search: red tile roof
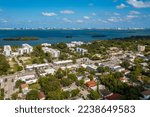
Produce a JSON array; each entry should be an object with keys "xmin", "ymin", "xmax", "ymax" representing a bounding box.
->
[
  {"xmin": 85, "ymin": 80, "xmax": 96, "ymax": 88},
  {"xmin": 21, "ymin": 84, "xmax": 28, "ymax": 89},
  {"xmin": 38, "ymin": 92, "xmax": 46, "ymax": 100}
]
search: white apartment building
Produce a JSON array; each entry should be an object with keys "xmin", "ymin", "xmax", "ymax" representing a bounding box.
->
[
  {"xmin": 138, "ymin": 45, "xmax": 145, "ymax": 52},
  {"xmin": 42, "ymin": 47, "xmax": 60, "ymax": 58},
  {"xmin": 3, "ymin": 45, "xmax": 12, "ymax": 57},
  {"xmin": 76, "ymin": 47, "xmax": 88, "ymax": 55},
  {"xmin": 41, "ymin": 43, "xmax": 51, "ymax": 47},
  {"xmin": 18, "ymin": 43, "xmax": 33, "ymax": 55},
  {"xmin": 71, "ymin": 41, "xmax": 84, "ymax": 46}
]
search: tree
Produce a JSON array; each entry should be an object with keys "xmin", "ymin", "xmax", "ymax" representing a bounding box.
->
[
  {"xmin": 114, "ymin": 72, "xmax": 124, "ymax": 79},
  {"xmin": 76, "ymin": 79, "xmax": 84, "ymax": 86},
  {"xmin": 15, "ymin": 80, "xmax": 25, "ymax": 88},
  {"xmin": 71, "ymin": 89, "xmax": 80, "ymax": 97},
  {"xmin": 26, "ymin": 90, "xmax": 39, "ymax": 100},
  {"xmin": 60, "ymin": 78, "xmax": 72, "ymax": 87},
  {"xmin": 121, "ymin": 61, "xmax": 130, "ymax": 69},
  {"xmin": 0, "ymin": 54, "xmax": 10, "ymax": 75},
  {"xmin": 47, "ymin": 91, "xmax": 64, "ymax": 100},
  {"xmin": 89, "ymin": 90, "xmax": 100, "ymax": 100},
  {"xmin": 55, "ymin": 69, "xmax": 65, "ymax": 79},
  {"xmin": 68, "ymin": 74, "xmax": 77, "ymax": 82}
]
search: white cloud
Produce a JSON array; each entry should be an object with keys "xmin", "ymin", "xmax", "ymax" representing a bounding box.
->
[
  {"xmin": 42, "ymin": 12, "xmax": 57, "ymax": 16},
  {"xmin": 98, "ymin": 19, "xmax": 108, "ymax": 23},
  {"xmin": 127, "ymin": 0, "xmax": 150, "ymax": 8},
  {"xmin": 129, "ymin": 10, "xmax": 140, "ymax": 15},
  {"xmin": 116, "ymin": 3, "xmax": 127, "ymax": 9},
  {"xmin": 60, "ymin": 10, "xmax": 75, "ymax": 14},
  {"xmin": 83, "ymin": 16, "xmax": 90, "ymax": 19},
  {"xmin": 62, "ymin": 18, "xmax": 72, "ymax": 23},
  {"xmin": 114, "ymin": 13, "xmax": 120, "ymax": 16},
  {"xmin": 0, "ymin": 19, "xmax": 8, "ymax": 23},
  {"xmin": 107, "ymin": 17, "xmax": 123, "ymax": 22},
  {"xmin": 76, "ymin": 20, "xmax": 84, "ymax": 23},
  {"xmin": 91, "ymin": 13, "xmax": 97, "ymax": 16},
  {"xmin": 126, "ymin": 15, "xmax": 138, "ymax": 19}
]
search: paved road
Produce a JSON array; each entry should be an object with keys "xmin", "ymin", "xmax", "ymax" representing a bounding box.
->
[{"xmin": 0, "ymin": 70, "xmax": 36, "ymax": 99}]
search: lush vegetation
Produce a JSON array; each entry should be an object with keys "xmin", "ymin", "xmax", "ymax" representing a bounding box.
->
[{"xmin": 0, "ymin": 54, "xmax": 10, "ymax": 75}]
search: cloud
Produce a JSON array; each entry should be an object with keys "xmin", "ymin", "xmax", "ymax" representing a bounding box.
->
[
  {"xmin": 126, "ymin": 15, "xmax": 138, "ymax": 19},
  {"xmin": 42, "ymin": 12, "xmax": 57, "ymax": 16},
  {"xmin": 129, "ymin": 11, "xmax": 140, "ymax": 15},
  {"xmin": 127, "ymin": 0, "xmax": 150, "ymax": 8},
  {"xmin": 116, "ymin": 3, "xmax": 127, "ymax": 9},
  {"xmin": 0, "ymin": 19, "xmax": 8, "ymax": 23},
  {"xmin": 114, "ymin": 13, "xmax": 120, "ymax": 16},
  {"xmin": 83, "ymin": 16, "xmax": 90, "ymax": 19},
  {"xmin": 60, "ymin": 10, "xmax": 75, "ymax": 14},
  {"xmin": 62, "ymin": 18, "xmax": 72, "ymax": 23},
  {"xmin": 107, "ymin": 17, "xmax": 123, "ymax": 22},
  {"xmin": 76, "ymin": 20, "xmax": 84, "ymax": 23},
  {"xmin": 91, "ymin": 13, "xmax": 97, "ymax": 16},
  {"xmin": 98, "ymin": 19, "xmax": 108, "ymax": 23}
]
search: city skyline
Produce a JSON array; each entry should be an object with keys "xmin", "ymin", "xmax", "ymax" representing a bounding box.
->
[{"xmin": 0, "ymin": 0, "xmax": 150, "ymax": 28}]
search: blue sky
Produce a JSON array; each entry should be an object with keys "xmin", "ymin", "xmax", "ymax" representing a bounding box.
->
[{"xmin": 0, "ymin": 0, "xmax": 150, "ymax": 28}]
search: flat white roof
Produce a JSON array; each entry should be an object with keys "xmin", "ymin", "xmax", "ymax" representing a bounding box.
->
[{"xmin": 54, "ymin": 60, "xmax": 73, "ymax": 65}]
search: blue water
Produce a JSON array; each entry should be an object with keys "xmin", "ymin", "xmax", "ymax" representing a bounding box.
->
[{"xmin": 0, "ymin": 29, "xmax": 150, "ymax": 46}]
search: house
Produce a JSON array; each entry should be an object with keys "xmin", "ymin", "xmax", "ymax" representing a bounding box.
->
[
  {"xmin": 38, "ymin": 92, "xmax": 46, "ymax": 100},
  {"xmin": 21, "ymin": 84, "xmax": 29, "ymax": 95},
  {"xmin": 85, "ymin": 80, "xmax": 97, "ymax": 90},
  {"xmin": 111, "ymin": 66, "xmax": 125, "ymax": 72},
  {"xmin": 100, "ymin": 89, "xmax": 113, "ymax": 98},
  {"xmin": 66, "ymin": 43, "xmax": 76, "ymax": 48},
  {"xmin": 87, "ymin": 64, "xmax": 98, "ymax": 71},
  {"xmin": 42, "ymin": 47, "xmax": 60, "ymax": 58},
  {"xmin": 105, "ymin": 93, "xmax": 123, "ymax": 100},
  {"xmin": 40, "ymin": 68, "xmax": 55, "ymax": 76},
  {"xmin": 140, "ymin": 90, "xmax": 150, "ymax": 100},
  {"xmin": 3, "ymin": 45, "xmax": 12, "ymax": 57},
  {"xmin": 120, "ymin": 77, "xmax": 127, "ymax": 83},
  {"xmin": 76, "ymin": 47, "xmax": 88, "ymax": 55}
]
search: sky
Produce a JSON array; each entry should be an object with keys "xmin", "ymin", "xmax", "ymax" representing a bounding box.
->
[{"xmin": 0, "ymin": 0, "xmax": 150, "ymax": 28}]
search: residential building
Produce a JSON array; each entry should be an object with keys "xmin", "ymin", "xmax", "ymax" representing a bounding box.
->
[
  {"xmin": 138, "ymin": 45, "xmax": 145, "ymax": 52},
  {"xmin": 41, "ymin": 43, "xmax": 51, "ymax": 47},
  {"xmin": 18, "ymin": 43, "xmax": 33, "ymax": 55},
  {"xmin": 26, "ymin": 63, "xmax": 49, "ymax": 70},
  {"xmin": 140, "ymin": 90, "xmax": 150, "ymax": 100},
  {"xmin": 21, "ymin": 84, "xmax": 29, "ymax": 95},
  {"xmin": 76, "ymin": 47, "xmax": 88, "ymax": 55},
  {"xmin": 3, "ymin": 45, "xmax": 12, "ymax": 57},
  {"xmin": 42, "ymin": 47, "xmax": 60, "ymax": 58},
  {"xmin": 71, "ymin": 41, "xmax": 84, "ymax": 46},
  {"xmin": 53, "ymin": 60, "xmax": 73, "ymax": 66},
  {"xmin": 87, "ymin": 64, "xmax": 98, "ymax": 71},
  {"xmin": 17, "ymin": 74, "xmax": 37, "ymax": 84}
]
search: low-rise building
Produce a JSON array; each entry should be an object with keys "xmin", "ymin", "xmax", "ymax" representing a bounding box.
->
[
  {"xmin": 17, "ymin": 74, "xmax": 37, "ymax": 84},
  {"xmin": 41, "ymin": 43, "xmax": 51, "ymax": 47},
  {"xmin": 76, "ymin": 47, "xmax": 88, "ymax": 55},
  {"xmin": 3, "ymin": 45, "xmax": 12, "ymax": 57},
  {"xmin": 87, "ymin": 64, "xmax": 98, "ymax": 71},
  {"xmin": 140, "ymin": 90, "xmax": 150, "ymax": 100},
  {"xmin": 42, "ymin": 47, "xmax": 60, "ymax": 58},
  {"xmin": 71, "ymin": 41, "xmax": 84, "ymax": 46},
  {"xmin": 26, "ymin": 63, "xmax": 49, "ymax": 70},
  {"xmin": 21, "ymin": 84, "xmax": 29, "ymax": 95},
  {"xmin": 53, "ymin": 60, "xmax": 73, "ymax": 66}
]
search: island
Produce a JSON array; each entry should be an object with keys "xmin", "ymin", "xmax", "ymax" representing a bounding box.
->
[{"xmin": 3, "ymin": 37, "xmax": 39, "ymax": 41}]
